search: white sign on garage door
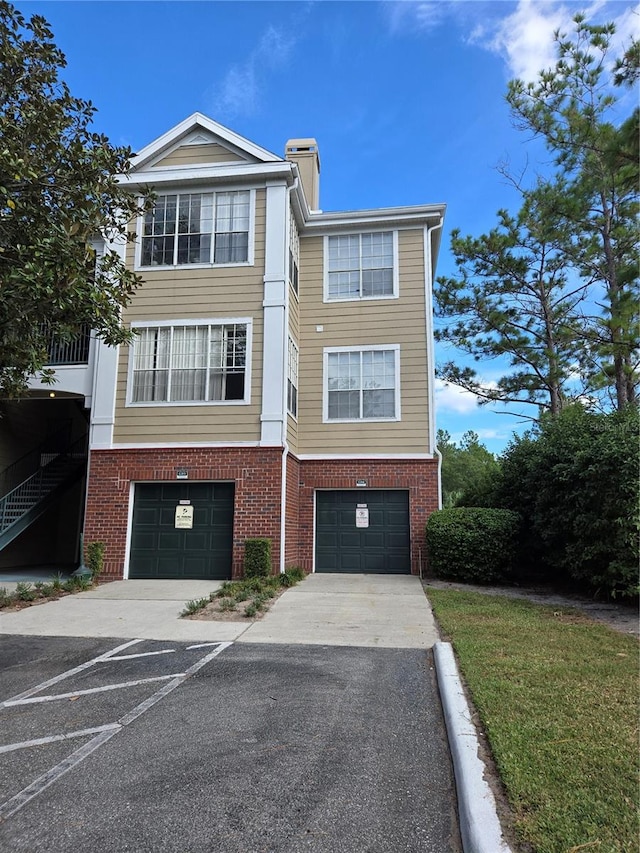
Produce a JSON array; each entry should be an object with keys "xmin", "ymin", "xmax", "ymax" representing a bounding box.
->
[{"xmin": 175, "ymin": 505, "xmax": 194, "ymax": 529}]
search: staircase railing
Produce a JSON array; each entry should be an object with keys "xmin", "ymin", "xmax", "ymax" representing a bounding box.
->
[
  {"xmin": 0, "ymin": 422, "xmax": 77, "ymax": 500},
  {"xmin": 0, "ymin": 432, "xmax": 88, "ymax": 536}
]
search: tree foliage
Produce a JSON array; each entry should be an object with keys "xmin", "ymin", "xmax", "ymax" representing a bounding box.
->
[
  {"xmin": 0, "ymin": 2, "xmax": 150, "ymax": 397},
  {"xmin": 435, "ymin": 17, "xmax": 639, "ymax": 416},
  {"xmin": 437, "ymin": 428, "xmax": 499, "ymax": 507},
  {"xmin": 497, "ymin": 405, "xmax": 639, "ymax": 597}
]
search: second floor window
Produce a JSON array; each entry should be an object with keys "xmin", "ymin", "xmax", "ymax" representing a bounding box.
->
[
  {"xmin": 141, "ymin": 191, "xmax": 251, "ymax": 267},
  {"xmin": 326, "ymin": 231, "xmax": 395, "ymax": 300},
  {"xmin": 130, "ymin": 322, "xmax": 248, "ymax": 404}
]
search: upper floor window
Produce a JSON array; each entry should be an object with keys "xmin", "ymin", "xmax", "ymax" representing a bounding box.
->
[
  {"xmin": 129, "ymin": 321, "xmax": 249, "ymax": 405},
  {"xmin": 289, "ymin": 215, "xmax": 299, "ymax": 296},
  {"xmin": 140, "ymin": 190, "xmax": 251, "ymax": 267},
  {"xmin": 325, "ymin": 231, "xmax": 397, "ymax": 301},
  {"xmin": 323, "ymin": 345, "xmax": 400, "ymax": 422},
  {"xmin": 287, "ymin": 337, "xmax": 299, "ymax": 417}
]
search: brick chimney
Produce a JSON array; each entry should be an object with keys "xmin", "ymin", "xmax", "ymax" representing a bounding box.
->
[{"xmin": 285, "ymin": 138, "xmax": 320, "ymax": 210}]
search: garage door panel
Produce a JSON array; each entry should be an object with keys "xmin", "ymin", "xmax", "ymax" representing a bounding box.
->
[
  {"xmin": 387, "ymin": 532, "xmax": 409, "ymax": 548},
  {"xmin": 338, "ymin": 553, "xmax": 362, "ymax": 572},
  {"xmin": 387, "ymin": 510, "xmax": 409, "ymax": 527},
  {"xmin": 158, "ymin": 531, "xmax": 183, "ymax": 550},
  {"xmin": 317, "ymin": 508, "xmax": 338, "ymax": 526},
  {"xmin": 339, "ymin": 532, "xmax": 361, "ymax": 548},
  {"xmin": 129, "ymin": 483, "xmax": 234, "ymax": 580},
  {"xmin": 387, "ymin": 554, "xmax": 410, "ymax": 572},
  {"xmin": 363, "ymin": 554, "xmax": 386, "ymax": 572},
  {"xmin": 159, "ymin": 507, "xmax": 177, "ymax": 525},
  {"xmin": 315, "ymin": 490, "xmax": 410, "ymax": 574},
  {"xmin": 184, "ymin": 532, "xmax": 209, "ymax": 550},
  {"xmin": 338, "ymin": 509, "xmax": 356, "ymax": 525},
  {"xmin": 134, "ymin": 507, "xmax": 161, "ymax": 526},
  {"xmin": 318, "ymin": 553, "xmax": 339, "ymax": 571}
]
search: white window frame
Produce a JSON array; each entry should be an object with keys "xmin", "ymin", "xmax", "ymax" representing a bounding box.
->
[
  {"xmin": 323, "ymin": 230, "xmax": 399, "ymax": 303},
  {"xmin": 135, "ymin": 187, "xmax": 256, "ymax": 270},
  {"xmin": 287, "ymin": 337, "xmax": 299, "ymax": 419},
  {"xmin": 125, "ymin": 317, "xmax": 253, "ymax": 407},
  {"xmin": 322, "ymin": 344, "xmax": 401, "ymax": 423},
  {"xmin": 289, "ymin": 212, "xmax": 300, "ymax": 299}
]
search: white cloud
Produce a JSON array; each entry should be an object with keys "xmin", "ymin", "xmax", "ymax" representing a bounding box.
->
[
  {"xmin": 384, "ymin": 0, "xmax": 468, "ymax": 34},
  {"xmin": 435, "ymin": 378, "xmax": 481, "ymax": 414},
  {"xmin": 207, "ymin": 25, "xmax": 297, "ymax": 120},
  {"xmin": 387, "ymin": 0, "xmax": 640, "ymax": 82},
  {"xmin": 474, "ymin": 0, "xmax": 576, "ymax": 82}
]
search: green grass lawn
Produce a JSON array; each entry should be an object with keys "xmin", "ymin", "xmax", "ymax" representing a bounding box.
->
[{"xmin": 427, "ymin": 588, "xmax": 639, "ymax": 853}]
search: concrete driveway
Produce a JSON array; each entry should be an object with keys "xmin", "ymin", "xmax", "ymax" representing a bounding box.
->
[{"xmin": 0, "ymin": 574, "xmax": 440, "ymax": 648}]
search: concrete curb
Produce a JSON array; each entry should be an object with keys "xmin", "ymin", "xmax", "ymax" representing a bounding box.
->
[{"xmin": 433, "ymin": 641, "xmax": 512, "ymax": 853}]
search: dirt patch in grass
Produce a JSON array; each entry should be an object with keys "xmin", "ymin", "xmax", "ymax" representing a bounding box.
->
[{"xmin": 185, "ymin": 587, "xmax": 287, "ymax": 621}]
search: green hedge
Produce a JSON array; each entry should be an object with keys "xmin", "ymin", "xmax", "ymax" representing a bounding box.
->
[
  {"xmin": 426, "ymin": 507, "xmax": 520, "ymax": 583},
  {"xmin": 497, "ymin": 405, "xmax": 639, "ymax": 597},
  {"xmin": 243, "ymin": 538, "xmax": 272, "ymax": 578}
]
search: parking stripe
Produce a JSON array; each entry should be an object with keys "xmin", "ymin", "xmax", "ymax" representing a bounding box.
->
[
  {"xmin": 105, "ymin": 649, "xmax": 176, "ymax": 661},
  {"xmin": 3, "ymin": 674, "xmax": 187, "ymax": 707},
  {"xmin": 0, "ymin": 641, "xmax": 233, "ymax": 822},
  {"xmin": 3, "ymin": 639, "xmax": 143, "ymax": 704},
  {"xmin": 0, "ymin": 725, "xmax": 121, "ymax": 755}
]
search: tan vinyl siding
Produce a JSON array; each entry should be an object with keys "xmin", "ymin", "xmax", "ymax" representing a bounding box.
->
[
  {"xmin": 154, "ymin": 144, "xmax": 245, "ymax": 168},
  {"xmin": 288, "ymin": 287, "xmax": 299, "ymax": 341},
  {"xmin": 287, "ymin": 413, "xmax": 298, "ymax": 453},
  {"xmin": 297, "ymin": 229, "xmax": 430, "ymax": 454},
  {"xmin": 113, "ymin": 191, "xmax": 266, "ymax": 444}
]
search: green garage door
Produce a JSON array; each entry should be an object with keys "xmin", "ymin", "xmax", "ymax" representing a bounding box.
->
[
  {"xmin": 315, "ymin": 490, "xmax": 410, "ymax": 574},
  {"xmin": 129, "ymin": 482, "xmax": 234, "ymax": 580}
]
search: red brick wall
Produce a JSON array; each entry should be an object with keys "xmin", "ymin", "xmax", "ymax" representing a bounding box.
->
[
  {"xmin": 297, "ymin": 458, "xmax": 439, "ymax": 575},
  {"xmin": 84, "ymin": 448, "xmax": 439, "ymax": 580},
  {"xmin": 284, "ymin": 453, "xmax": 300, "ymax": 567},
  {"xmin": 84, "ymin": 447, "xmax": 283, "ymax": 580}
]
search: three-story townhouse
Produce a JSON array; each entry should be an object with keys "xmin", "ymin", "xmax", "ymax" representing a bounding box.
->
[{"xmin": 1, "ymin": 113, "xmax": 444, "ymax": 581}]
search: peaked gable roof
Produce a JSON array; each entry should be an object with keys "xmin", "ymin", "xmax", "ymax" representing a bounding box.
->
[{"xmin": 130, "ymin": 113, "xmax": 283, "ymax": 172}]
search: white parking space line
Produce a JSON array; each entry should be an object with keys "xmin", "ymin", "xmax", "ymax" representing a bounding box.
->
[
  {"xmin": 0, "ymin": 641, "xmax": 233, "ymax": 821},
  {"xmin": 3, "ymin": 639, "xmax": 143, "ymax": 704},
  {"xmin": 0, "ymin": 725, "xmax": 121, "ymax": 755},
  {"xmin": 0, "ymin": 729, "xmax": 117, "ymax": 821},
  {"xmin": 106, "ymin": 649, "xmax": 176, "ymax": 661},
  {"xmin": 3, "ymin": 674, "xmax": 187, "ymax": 707},
  {"xmin": 186, "ymin": 642, "xmax": 222, "ymax": 650}
]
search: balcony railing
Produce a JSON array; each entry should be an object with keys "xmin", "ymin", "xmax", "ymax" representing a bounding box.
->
[{"xmin": 44, "ymin": 325, "xmax": 91, "ymax": 366}]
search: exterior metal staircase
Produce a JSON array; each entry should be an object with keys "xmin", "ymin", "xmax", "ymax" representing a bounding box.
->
[{"xmin": 0, "ymin": 427, "xmax": 88, "ymax": 551}]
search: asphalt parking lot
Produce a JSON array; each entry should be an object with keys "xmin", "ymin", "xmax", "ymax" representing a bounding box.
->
[{"xmin": 0, "ymin": 635, "xmax": 461, "ymax": 853}]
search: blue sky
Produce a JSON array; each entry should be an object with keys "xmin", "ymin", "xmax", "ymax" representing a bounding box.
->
[{"xmin": 20, "ymin": 0, "xmax": 638, "ymax": 452}]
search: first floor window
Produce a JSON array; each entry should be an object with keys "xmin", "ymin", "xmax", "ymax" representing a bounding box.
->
[
  {"xmin": 287, "ymin": 338, "xmax": 299, "ymax": 417},
  {"xmin": 141, "ymin": 190, "xmax": 250, "ymax": 267},
  {"xmin": 326, "ymin": 347, "xmax": 398, "ymax": 420},
  {"xmin": 131, "ymin": 323, "xmax": 247, "ymax": 403}
]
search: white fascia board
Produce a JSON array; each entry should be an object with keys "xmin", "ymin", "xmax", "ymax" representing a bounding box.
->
[
  {"xmin": 302, "ymin": 203, "xmax": 446, "ymax": 234},
  {"xmin": 117, "ymin": 162, "xmax": 295, "ymax": 190},
  {"xmin": 103, "ymin": 441, "xmax": 264, "ymax": 450},
  {"xmin": 130, "ymin": 113, "xmax": 282, "ymax": 171}
]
